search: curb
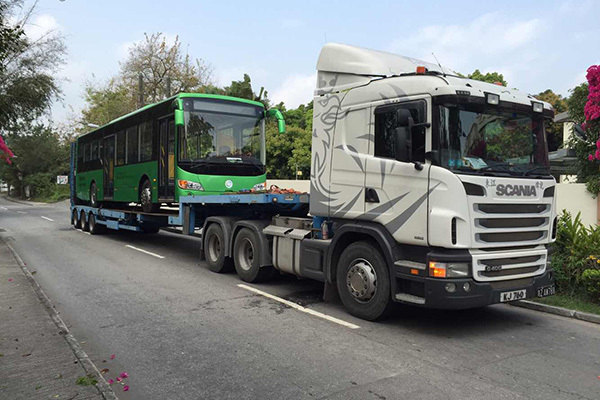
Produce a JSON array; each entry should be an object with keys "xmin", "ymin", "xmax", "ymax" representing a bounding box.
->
[
  {"xmin": 2, "ymin": 237, "xmax": 119, "ymax": 400},
  {"xmin": 510, "ymin": 300, "xmax": 600, "ymax": 325},
  {"xmin": 1, "ymin": 195, "xmax": 36, "ymax": 206}
]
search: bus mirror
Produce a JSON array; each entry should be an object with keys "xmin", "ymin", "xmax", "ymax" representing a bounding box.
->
[
  {"xmin": 267, "ymin": 109, "xmax": 286, "ymax": 133},
  {"xmin": 174, "ymin": 109, "xmax": 184, "ymax": 126}
]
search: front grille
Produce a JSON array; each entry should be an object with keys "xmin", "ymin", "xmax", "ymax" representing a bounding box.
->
[
  {"xmin": 480, "ymin": 265, "xmax": 540, "ymax": 278},
  {"xmin": 479, "ymin": 231, "xmax": 544, "ymax": 243},
  {"xmin": 479, "ymin": 218, "xmax": 546, "ymax": 229},
  {"xmin": 478, "ymin": 204, "xmax": 548, "ymax": 214},
  {"xmin": 481, "ymin": 255, "xmax": 541, "ymax": 266}
]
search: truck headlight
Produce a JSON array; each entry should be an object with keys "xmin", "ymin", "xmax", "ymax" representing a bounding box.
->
[
  {"xmin": 253, "ymin": 182, "xmax": 266, "ymax": 191},
  {"xmin": 428, "ymin": 262, "xmax": 471, "ymax": 278},
  {"xmin": 178, "ymin": 180, "xmax": 204, "ymax": 191}
]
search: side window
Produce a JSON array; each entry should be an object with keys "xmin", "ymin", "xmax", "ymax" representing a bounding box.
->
[
  {"xmin": 91, "ymin": 140, "xmax": 99, "ymax": 161},
  {"xmin": 374, "ymin": 101, "xmax": 426, "ymax": 162},
  {"xmin": 139, "ymin": 121, "xmax": 153, "ymax": 162},
  {"xmin": 77, "ymin": 142, "xmax": 84, "ymax": 168},
  {"xmin": 126, "ymin": 126, "xmax": 138, "ymax": 164},
  {"xmin": 83, "ymin": 143, "xmax": 90, "ymax": 163},
  {"xmin": 116, "ymin": 131, "xmax": 126, "ymax": 166}
]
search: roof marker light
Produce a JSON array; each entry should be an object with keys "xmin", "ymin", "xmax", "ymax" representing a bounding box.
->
[{"xmin": 416, "ymin": 66, "xmax": 427, "ymax": 74}]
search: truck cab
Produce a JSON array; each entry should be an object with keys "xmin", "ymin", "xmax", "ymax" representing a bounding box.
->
[{"xmin": 309, "ymin": 43, "xmax": 556, "ymax": 317}]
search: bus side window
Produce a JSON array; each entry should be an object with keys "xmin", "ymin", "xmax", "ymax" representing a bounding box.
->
[
  {"xmin": 83, "ymin": 143, "xmax": 90, "ymax": 163},
  {"xmin": 116, "ymin": 131, "xmax": 125, "ymax": 166},
  {"xmin": 139, "ymin": 121, "xmax": 153, "ymax": 162},
  {"xmin": 91, "ymin": 140, "xmax": 99, "ymax": 161},
  {"xmin": 77, "ymin": 142, "xmax": 84, "ymax": 170},
  {"xmin": 126, "ymin": 126, "xmax": 138, "ymax": 164}
]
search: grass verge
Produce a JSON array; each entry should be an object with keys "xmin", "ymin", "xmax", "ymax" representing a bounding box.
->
[
  {"xmin": 31, "ymin": 185, "xmax": 70, "ymax": 203},
  {"xmin": 533, "ymin": 294, "xmax": 600, "ymax": 316}
]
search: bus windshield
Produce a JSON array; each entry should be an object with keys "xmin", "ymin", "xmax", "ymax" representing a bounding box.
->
[
  {"xmin": 179, "ymin": 99, "xmax": 265, "ymax": 176},
  {"xmin": 435, "ymin": 102, "xmax": 550, "ymax": 177}
]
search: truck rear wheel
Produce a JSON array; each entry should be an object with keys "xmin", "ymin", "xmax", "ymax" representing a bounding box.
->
[
  {"xmin": 80, "ymin": 210, "xmax": 89, "ymax": 232},
  {"xmin": 73, "ymin": 209, "xmax": 81, "ymax": 229},
  {"xmin": 233, "ymin": 228, "xmax": 273, "ymax": 283},
  {"xmin": 336, "ymin": 241, "xmax": 393, "ymax": 321},
  {"xmin": 204, "ymin": 223, "xmax": 233, "ymax": 273},
  {"xmin": 88, "ymin": 212, "xmax": 103, "ymax": 235}
]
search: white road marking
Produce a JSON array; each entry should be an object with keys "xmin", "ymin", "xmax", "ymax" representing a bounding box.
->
[
  {"xmin": 125, "ymin": 244, "xmax": 165, "ymax": 259},
  {"xmin": 17, "ymin": 211, "xmax": 27, "ymax": 214},
  {"xmin": 237, "ymin": 284, "xmax": 360, "ymax": 329},
  {"xmin": 0, "ymin": 206, "xmax": 7, "ymax": 210},
  {"xmin": 41, "ymin": 216, "xmax": 54, "ymax": 222}
]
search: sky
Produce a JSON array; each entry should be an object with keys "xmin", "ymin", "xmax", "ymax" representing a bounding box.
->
[{"xmin": 14, "ymin": 0, "xmax": 600, "ymax": 123}]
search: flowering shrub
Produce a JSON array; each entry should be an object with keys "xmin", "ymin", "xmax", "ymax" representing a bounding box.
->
[{"xmin": 0, "ymin": 135, "xmax": 14, "ymax": 164}]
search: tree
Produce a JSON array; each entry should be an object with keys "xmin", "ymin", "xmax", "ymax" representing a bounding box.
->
[
  {"xmin": 534, "ymin": 89, "xmax": 568, "ymax": 151},
  {"xmin": 223, "ymin": 73, "xmax": 269, "ymax": 107},
  {"xmin": 120, "ymin": 33, "xmax": 213, "ymax": 104},
  {"xmin": 466, "ymin": 69, "xmax": 507, "ymax": 86},
  {"xmin": 567, "ymin": 83, "xmax": 589, "ymax": 124},
  {"xmin": 80, "ymin": 78, "xmax": 136, "ymax": 127},
  {"xmin": 0, "ymin": 0, "xmax": 65, "ymax": 129}
]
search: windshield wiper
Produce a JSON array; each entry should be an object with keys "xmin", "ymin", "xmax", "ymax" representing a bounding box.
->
[
  {"xmin": 522, "ymin": 166, "xmax": 550, "ymax": 176},
  {"xmin": 476, "ymin": 163, "xmax": 513, "ymax": 174}
]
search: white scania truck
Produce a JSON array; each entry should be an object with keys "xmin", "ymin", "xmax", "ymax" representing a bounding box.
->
[{"xmin": 71, "ymin": 43, "xmax": 557, "ymax": 320}]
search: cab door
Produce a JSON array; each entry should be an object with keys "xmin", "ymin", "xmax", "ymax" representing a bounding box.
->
[{"xmin": 364, "ymin": 97, "xmax": 431, "ymax": 246}]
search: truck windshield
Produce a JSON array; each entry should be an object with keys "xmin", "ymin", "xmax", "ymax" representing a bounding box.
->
[
  {"xmin": 434, "ymin": 102, "xmax": 549, "ymax": 176},
  {"xmin": 179, "ymin": 99, "xmax": 265, "ymax": 176}
]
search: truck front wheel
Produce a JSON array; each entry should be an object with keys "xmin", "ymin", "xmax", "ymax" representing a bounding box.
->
[{"xmin": 336, "ymin": 241, "xmax": 393, "ymax": 321}]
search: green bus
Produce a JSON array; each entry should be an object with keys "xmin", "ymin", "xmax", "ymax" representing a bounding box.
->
[{"xmin": 75, "ymin": 93, "xmax": 285, "ymax": 212}]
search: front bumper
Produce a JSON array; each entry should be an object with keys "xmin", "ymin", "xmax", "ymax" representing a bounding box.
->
[{"xmin": 393, "ymin": 269, "xmax": 555, "ymax": 309}]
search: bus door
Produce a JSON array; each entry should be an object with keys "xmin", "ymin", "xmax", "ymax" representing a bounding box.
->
[
  {"xmin": 159, "ymin": 117, "xmax": 175, "ymax": 200},
  {"xmin": 102, "ymin": 135, "xmax": 115, "ymax": 199}
]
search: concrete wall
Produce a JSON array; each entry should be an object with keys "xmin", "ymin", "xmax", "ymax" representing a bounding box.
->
[
  {"xmin": 556, "ymin": 183, "xmax": 599, "ymax": 226},
  {"xmin": 266, "ymin": 179, "xmax": 310, "ymax": 193}
]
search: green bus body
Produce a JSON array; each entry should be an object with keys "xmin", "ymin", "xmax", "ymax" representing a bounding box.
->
[{"xmin": 75, "ymin": 93, "xmax": 272, "ymax": 206}]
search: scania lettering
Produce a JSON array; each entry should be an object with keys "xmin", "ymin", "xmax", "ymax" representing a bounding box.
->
[{"xmin": 70, "ymin": 44, "xmax": 556, "ymax": 321}]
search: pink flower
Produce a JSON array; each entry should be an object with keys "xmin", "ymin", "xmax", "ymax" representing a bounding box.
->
[
  {"xmin": 116, "ymin": 377, "xmax": 122, "ymax": 382},
  {"xmin": 110, "ymin": 354, "xmax": 115, "ymax": 360},
  {"xmin": 596, "ymin": 139, "xmax": 600, "ymax": 150},
  {"xmin": 123, "ymin": 385, "xmax": 129, "ymax": 392},
  {"xmin": 119, "ymin": 372, "xmax": 129, "ymax": 379},
  {"xmin": 589, "ymin": 154, "xmax": 595, "ymax": 161},
  {"xmin": 8, "ymin": 278, "xmax": 13, "ymax": 282},
  {"xmin": 596, "ymin": 150, "xmax": 600, "ymax": 160},
  {"xmin": 107, "ymin": 379, "xmax": 114, "ymax": 385}
]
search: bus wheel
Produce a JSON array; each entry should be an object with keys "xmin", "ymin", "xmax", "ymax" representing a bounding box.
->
[
  {"xmin": 140, "ymin": 179, "xmax": 158, "ymax": 213},
  {"xmin": 90, "ymin": 182, "xmax": 98, "ymax": 207},
  {"xmin": 204, "ymin": 223, "xmax": 233, "ymax": 273},
  {"xmin": 336, "ymin": 241, "xmax": 393, "ymax": 321},
  {"xmin": 88, "ymin": 212, "xmax": 103, "ymax": 235},
  {"xmin": 73, "ymin": 209, "xmax": 82, "ymax": 229},
  {"xmin": 233, "ymin": 228, "xmax": 273, "ymax": 283},
  {"xmin": 80, "ymin": 210, "xmax": 90, "ymax": 232}
]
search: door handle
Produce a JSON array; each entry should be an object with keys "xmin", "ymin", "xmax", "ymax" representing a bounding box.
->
[{"xmin": 365, "ymin": 188, "xmax": 380, "ymax": 203}]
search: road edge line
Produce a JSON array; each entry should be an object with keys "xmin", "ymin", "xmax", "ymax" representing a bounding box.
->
[
  {"xmin": 2, "ymin": 237, "xmax": 118, "ymax": 400},
  {"xmin": 509, "ymin": 300, "xmax": 600, "ymax": 325}
]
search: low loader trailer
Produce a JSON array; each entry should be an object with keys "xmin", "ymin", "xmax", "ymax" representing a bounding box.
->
[{"xmin": 71, "ymin": 44, "xmax": 557, "ymax": 321}]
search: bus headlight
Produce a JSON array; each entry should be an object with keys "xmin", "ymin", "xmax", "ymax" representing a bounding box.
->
[
  {"xmin": 428, "ymin": 262, "xmax": 471, "ymax": 278},
  {"xmin": 253, "ymin": 182, "xmax": 267, "ymax": 191},
  {"xmin": 178, "ymin": 180, "xmax": 204, "ymax": 191}
]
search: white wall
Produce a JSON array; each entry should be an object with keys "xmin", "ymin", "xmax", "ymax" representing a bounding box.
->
[
  {"xmin": 556, "ymin": 183, "xmax": 598, "ymax": 226},
  {"xmin": 266, "ymin": 179, "xmax": 310, "ymax": 193}
]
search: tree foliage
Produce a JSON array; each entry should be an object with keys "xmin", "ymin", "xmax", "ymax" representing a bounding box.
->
[
  {"xmin": 534, "ymin": 89, "xmax": 568, "ymax": 151},
  {"xmin": 0, "ymin": 0, "xmax": 66, "ymax": 130},
  {"xmin": 466, "ymin": 69, "xmax": 507, "ymax": 86}
]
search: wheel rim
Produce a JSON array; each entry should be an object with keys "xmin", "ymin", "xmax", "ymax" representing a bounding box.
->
[
  {"xmin": 80, "ymin": 211, "xmax": 86, "ymax": 226},
  {"xmin": 141, "ymin": 185, "xmax": 151, "ymax": 207},
  {"xmin": 207, "ymin": 234, "xmax": 221, "ymax": 263},
  {"xmin": 346, "ymin": 258, "xmax": 377, "ymax": 303},
  {"xmin": 89, "ymin": 214, "xmax": 94, "ymax": 230},
  {"xmin": 236, "ymin": 237, "xmax": 254, "ymax": 271}
]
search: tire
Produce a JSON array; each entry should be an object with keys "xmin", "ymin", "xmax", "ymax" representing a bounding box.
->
[
  {"xmin": 336, "ymin": 241, "xmax": 393, "ymax": 321},
  {"xmin": 204, "ymin": 223, "xmax": 233, "ymax": 273},
  {"xmin": 140, "ymin": 179, "xmax": 159, "ymax": 213},
  {"xmin": 88, "ymin": 212, "xmax": 103, "ymax": 235},
  {"xmin": 72, "ymin": 208, "xmax": 82, "ymax": 229},
  {"xmin": 90, "ymin": 182, "xmax": 98, "ymax": 207},
  {"xmin": 141, "ymin": 226, "xmax": 160, "ymax": 234},
  {"xmin": 80, "ymin": 210, "xmax": 89, "ymax": 232},
  {"xmin": 233, "ymin": 228, "xmax": 273, "ymax": 283}
]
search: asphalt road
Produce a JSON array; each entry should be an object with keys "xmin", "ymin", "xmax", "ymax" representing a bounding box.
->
[{"xmin": 1, "ymin": 196, "xmax": 599, "ymax": 400}]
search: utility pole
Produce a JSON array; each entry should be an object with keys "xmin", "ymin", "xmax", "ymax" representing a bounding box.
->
[{"xmin": 138, "ymin": 73, "xmax": 144, "ymax": 108}]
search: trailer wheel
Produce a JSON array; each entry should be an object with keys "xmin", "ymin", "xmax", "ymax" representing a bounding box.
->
[
  {"xmin": 72, "ymin": 209, "xmax": 81, "ymax": 229},
  {"xmin": 141, "ymin": 226, "xmax": 160, "ymax": 234},
  {"xmin": 204, "ymin": 223, "xmax": 233, "ymax": 273},
  {"xmin": 233, "ymin": 228, "xmax": 273, "ymax": 283},
  {"xmin": 88, "ymin": 212, "xmax": 103, "ymax": 235},
  {"xmin": 336, "ymin": 241, "xmax": 393, "ymax": 321},
  {"xmin": 80, "ymin": 210, "xmax": 90, "ymax": 232},
  {"xmin": 90, "ymin": 182, "xmax": 98, "ymax": 207}
]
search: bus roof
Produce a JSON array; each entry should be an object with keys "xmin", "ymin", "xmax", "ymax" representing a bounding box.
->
[{"xmin": 78, "ymin": 93, "xmax": 265, "ymax": 140}]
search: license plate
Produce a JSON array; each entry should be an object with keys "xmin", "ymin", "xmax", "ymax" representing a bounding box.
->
[
  {"xmin": 537, "ymin": 285, "xmax": 555, "ymax": 298},
  {"xmin": 500, "ymin": 289, "xmax": 527, "ymax": 302}
]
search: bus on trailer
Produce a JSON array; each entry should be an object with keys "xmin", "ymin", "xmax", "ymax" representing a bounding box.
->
[{"xmin": 74, "ymin": 94, "xmax": 285, "ymax": 212}]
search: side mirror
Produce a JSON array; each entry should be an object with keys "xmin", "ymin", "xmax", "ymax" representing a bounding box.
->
[
  {"xmin": 267, "ymin": 109, "xmax": 286, "ymax": 134},
  {"xmin": 573, "ymin": 124, "xmax": 586, "ymax": 141},
  {"xmin": 174, "ymin": 109, "xmax": 185, "ymax": 126},
  {"xmin": 394, "ymin": 126, "xmax": 412, "ymax": 162}
]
